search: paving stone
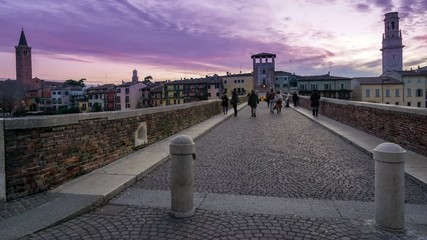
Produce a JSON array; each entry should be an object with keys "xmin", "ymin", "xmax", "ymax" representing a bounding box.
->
[{"xmin": 135, "ymin": 107, "xmax": 427, "ymax": 203}]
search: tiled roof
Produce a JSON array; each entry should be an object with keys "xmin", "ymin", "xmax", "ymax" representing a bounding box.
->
[
  {"xmin": 165, "ymin": 76, "xmax": 222, "ymax": 85},
  {"xmin": 298, "ymin": 74, "xmax": 351, "ymax": 81},
  {"xmin": 353, "ymin": 77, "xmax": 403, "ymax": 85},
  {"xmin": 221, "ymin": 73, "xmax": 253, "ymax": 78},
  {"xmin": 251, "ymin": 52, "xmax": 276, "ymax": 58}
]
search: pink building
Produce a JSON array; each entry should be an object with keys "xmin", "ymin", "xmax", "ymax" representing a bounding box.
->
[{"xmin": 115, "ymin": 81, "xmax": 146, "ymax": 110}]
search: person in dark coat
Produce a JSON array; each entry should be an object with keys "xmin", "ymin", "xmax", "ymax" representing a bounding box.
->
[
  {"xmin": 310, "ymin": 90, "xmax": 320, "ymax": 117},
  {"xmin": 220, "ymin": 91, "xmax": 229, "ymax": 114},
  {"xmin": 248, "ymin": 90, "xmax": 259, "ymax": 117},
  {"xmin": 292, "ymin": 92, "xmax": 299, "ymax": 107},
  {"xmin": 230, "ymin": 90, "xmax": 239, "ymax": 117}
]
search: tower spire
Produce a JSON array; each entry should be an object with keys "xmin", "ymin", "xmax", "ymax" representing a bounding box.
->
[{"xmin": 18, "ymin": 29, "xmax": 28, "ymax": 46}]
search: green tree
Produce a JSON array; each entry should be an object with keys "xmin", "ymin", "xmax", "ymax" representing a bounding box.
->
[
  {"xmin": 65, "ymin": 78, "xmax": 86, "ymax": 87},
  {"xmin": 143, "ymin": 76, "xmax": 153, "ymax": 84},
  {"xmin": 91, "ymin": 102, "xmax": 102, "ymax": 112}
]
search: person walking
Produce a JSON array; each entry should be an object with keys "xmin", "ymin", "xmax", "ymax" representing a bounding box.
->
[
  {"xmin": 220, "ymin": 91, "xmax": 229, "ymax": 114},
  {"xmin": 248, "ymin": 90, "xmax": 259, "ymax": 117},
  {"xmin": 310, "ymin": 90, "xmax": 320, "ymax": 117},
  {"xmin": 292, "ymin": 92, "xmax": 299, "ymax": 107},
  {"xmin": 274, "ymin": 90, "xmax": 283, "ymax": 113},
  {"xmin": 230, "ymin": 90, "xmax": 239, "ymax": 117},
  {"xmin": 268, "ymin": 89, "xmax": 276, "ymax": 113}
]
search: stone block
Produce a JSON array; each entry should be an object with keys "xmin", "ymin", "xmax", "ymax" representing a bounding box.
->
[{"xmin": 134, "ymin": 122, "xmax": 148, "ymax": 148}]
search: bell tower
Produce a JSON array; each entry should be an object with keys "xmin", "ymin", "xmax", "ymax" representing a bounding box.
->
[
  {"xmin": 15, "ymin": 29, "xmax": 33, "ymax": 87},
  {"xmin": 381, "ymin": 12, "xmax": 404, "ymax": 74}
]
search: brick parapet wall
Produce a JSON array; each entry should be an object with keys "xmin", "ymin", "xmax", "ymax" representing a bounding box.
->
[
  {"xmin": 2, "ymin": 100, "xmax": 221, "ymax": 200},
  {"xmin": 298, "ymin": 96, "xmax": 427, "ymax": 156}
]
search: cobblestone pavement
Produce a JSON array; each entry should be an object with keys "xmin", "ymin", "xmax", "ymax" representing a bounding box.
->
[
  {"xmin": 136, "ymin": 106, "xmax": 427, "ymax": 203},
  {"xmin": 0, "ymin": 193, "xmax": 58, "ymax": 222},
  {"xmin": 23, "ymin": 205, "xmax": 427, "ymax": 240}
]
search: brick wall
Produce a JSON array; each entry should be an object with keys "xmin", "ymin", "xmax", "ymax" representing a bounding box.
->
[
  {"xmin": 298, "ymin": 96, "xmax": 427, "ymax": 156},
  {"xmin": 2, "ymin": 101, "xmax": 221, "ymax": 200}
]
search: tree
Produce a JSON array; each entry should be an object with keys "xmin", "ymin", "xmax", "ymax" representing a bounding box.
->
[
  {"xmin": 143, "ymin": 76, "xmax": 153, "ymax": 84},
  {"xmin": 65, "ymin": 78, "xmax": 86, "ymax": 87},
  {"xmin": 91, "ymin": 102, "xmax": 102, "ymax": 112}
]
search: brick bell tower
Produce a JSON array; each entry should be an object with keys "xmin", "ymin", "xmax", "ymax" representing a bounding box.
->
[
  {"xmin": 15, "ymin": 29, "xmax": 33, "ymax": 87},
  {"xmin": 381, "ymin": 12, "xmax": 404, "ymax": 74}
]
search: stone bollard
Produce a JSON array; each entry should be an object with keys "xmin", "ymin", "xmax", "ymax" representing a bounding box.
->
[
  {"xmin": 170, "ymin": 135, "xmax": 195, "ymax": 218},
  {"xmin": 373, "ymin": 142, "xmax": 406, "ymax": 231}
]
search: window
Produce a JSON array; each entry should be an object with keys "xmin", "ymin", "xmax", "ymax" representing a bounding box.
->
[
  {"xmin": 224, "ymin": 80, "xmax": 227, "ymax": 84},
  {"xmin": 117, "ymin": 89, "xmax": 121, "ymax": 93},
  {"xmin": 395, "ymin": 89, "xmax": 400, "ymax": 97},
  {"xmin": 208, "ymin": 93, "xmax": 211, "ymax": 97},
  {"xmin": 324, "ymin": 84, "xmax": 330, "ymax": 90},
  {"xmin": 311, "ymin": 84, "xmax": 317, "ymax": 90},
  {"xmin": 125, "ymin": 96, "xmax": 129, "ymax": 103},
  {"xmin": 125, "ymin": 88, "xmax": 129, "ymax": 94},
  {"xmin": 385, "ymin": 89, "xmax": 390, "ymax": 97},
  {"xmin": 234, "ymin": 80, "xmax": 237, "ymax": 83},
  {"xmin": 375, "ymin": 89, "xmax": 380, "ymax": 97},
  {"xmin": 417, "ymin": 102, "xmax": 421, "ymax": 107},
  {"xmin": 407, "ymin": 88, "xmax": 412, "ymax": 97},
  {"xmin": 262, "ymin": 69, "xmax": 266, "ymax": 74},
  {"xmin": 407, "ymin": 79, "xmax": 412, "ymax": 83},
  {"xmin": 395, "ymin": 102, "xmax": 399, "ymax": 105},
  {"xmin": 126, "ymin": 104, "xmax": 130, "ymax": 108},
  {"xmin": 208, "ymin": 85, "xmax": 211, "ymax": 89},
  {"xmin": 241, "ymin": 80, "xmax": 244, "ymax": 83},
  {"xmin": 283, "ymin": 84, "xmax": 287, "ymax": 88},
  {"xmin": 416, "ymin": 89, "xmax": 423, "ymax": 97},
  {"xmin": 407, "ymin": 102, "xmax": 411, "ymax": 106},
  {"xmin": 365, "ymin": 89, "xmax": 370, "ymax": 97}
]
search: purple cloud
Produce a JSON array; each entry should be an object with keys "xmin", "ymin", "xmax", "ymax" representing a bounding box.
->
[{"xmin": 355, "ymin": 3, "xmax": 370, "ymax": 12}]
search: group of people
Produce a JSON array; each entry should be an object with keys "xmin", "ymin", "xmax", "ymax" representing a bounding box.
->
[{"xmin": 221, "ymin": 89, "xmax": 320, "ymax": 117}]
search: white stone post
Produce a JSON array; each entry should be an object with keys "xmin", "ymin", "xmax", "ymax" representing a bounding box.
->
[
  {"xmin": 170, "ymin": 135, "xmax": 195, "ymax": 218},
  {"xmin": 373, "ymin": 142, "xmax": 406, "ymax": 231}
]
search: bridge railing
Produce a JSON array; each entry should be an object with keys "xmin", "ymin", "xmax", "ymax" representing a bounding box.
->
[
  {"xmin": 298, "ymin": 96, "xmax": 427, "ymax": 157},
  {"xmin": 0, "ymin": 100, "xmax": 222, "ymax": 202}
]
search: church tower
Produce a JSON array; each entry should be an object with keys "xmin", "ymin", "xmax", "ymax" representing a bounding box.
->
[
  {"xmin": 15, "ymin": 29, "xmax": 33, "ymax": 87},
  {"xmin": 132, "ymin": 69, "xmax": 139, "ymax": 83},
  {"xmin": 381, "ymin": 12, "xmax": 404, "ymax": 74}
]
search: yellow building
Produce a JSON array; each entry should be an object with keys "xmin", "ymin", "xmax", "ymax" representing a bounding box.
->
[
  {"xmin": 383, "ymin": 69, "xmax": 427, "ymax": 107},
  {"xmin": 221, "ymin": 72, "xmax": 254, "ymax": 96},
  {"xmin": 353, "ymin": 77, "xmax": 404, "ymax": 105}
]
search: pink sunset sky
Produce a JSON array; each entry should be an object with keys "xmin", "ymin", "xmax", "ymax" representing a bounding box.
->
[{"xmin": 0, "ymin": 0, "xmax": 426, "ymax": 85}]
